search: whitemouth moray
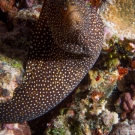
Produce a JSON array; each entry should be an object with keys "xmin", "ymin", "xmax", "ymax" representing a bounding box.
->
[{"xmin": 0, "ymin": 0, "xmax": 103, "ymax": 123}]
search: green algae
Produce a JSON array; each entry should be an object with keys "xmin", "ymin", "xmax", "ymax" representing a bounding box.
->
[
  {"xmin": 104, "ymin": 58, "xmax": 120, "ymax": 70},
  {"xmin": 0, "ymin": 54, "xmax": 23, "ymax": 69},
  {"xmin": 46, "ymin": 128, "xmax": 66, "ymax": 135},
  {"xmin": 69, "ymin": 121, "xmax": 83, "ymax": 135}
]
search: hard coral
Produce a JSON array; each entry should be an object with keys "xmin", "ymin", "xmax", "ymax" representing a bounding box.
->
[
  {"xmin": 117, "ymin": 92, "xmax": 133, "ymax": 119},
  {"xmin": 117, "ymin": 71, "xmax": 135, "ymax": 92},
  {"xmin": 26, "ymin": 0, "xmax": 35, "ymax": 7},
  {"xmin": 116, "ymin": 71, "xmax": 135, "ymax": 123},
  {"xmin": 101, "ymin": 110, "xmax": 118, "ymax": 126},
  {"xmin": 0, "ymin": 122, "xmax": 31, "ymax": 135},
  {"xmin": 89, "ymin": 69, "xmax": 119, "ymax": 98},
  {"xmin": 0, "ymin": 61, "xmax": 23, "ymax": 103},
  {"xmin": 100, "ymin": 0, "xmax": 135, "ymax": 40},
  {"xmin": 0, "ymin": 0, "xmax": 18, "ymax": 17},
  {"xmin": 19, "ymin": 0, "xmax": 35, "ymax": 8},
  {"xmin": 90, "ymin": 91, "xmax": 104, "ymax": 102},
  {"xmin": 45, "ymin": 75, "xmax": 119, "ymax": 135},
  {"xmin": 110, "ymin": 121, "xmax": 135, "ymax": 135}
]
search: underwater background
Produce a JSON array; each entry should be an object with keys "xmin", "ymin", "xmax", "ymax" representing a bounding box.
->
[{"xmin": 0, "ymin": 0, "xmax": 135, "ymax": 135}]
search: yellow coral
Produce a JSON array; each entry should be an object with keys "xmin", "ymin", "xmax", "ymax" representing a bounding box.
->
[
  {"xmin": 89, "ymin": 70, "xmax": 104, "ymax": 87},
  {"xmin": 100, "ymin": 0, "xmax": 135, "ymax": 39}
]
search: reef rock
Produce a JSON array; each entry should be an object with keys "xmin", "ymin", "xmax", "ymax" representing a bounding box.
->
[{"xmin": 100, "ymin": 0, "xmax": 135, "ymax": 40}]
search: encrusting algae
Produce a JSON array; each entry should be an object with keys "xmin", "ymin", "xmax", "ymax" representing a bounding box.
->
[
  {"xmin": 100, "ymin": 0, "xmax": 135, "ymax": 40},
  {"xmin": 0, "ymin": 0, "xmax": 103, "ymax": 123}
]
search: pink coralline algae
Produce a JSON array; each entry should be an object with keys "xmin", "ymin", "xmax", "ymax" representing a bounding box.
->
[
  {"xmin": 0, "ymin": 61, "xmax": 23, "ymax": 103},
  {"xmin": 116, "ymin": 85, "xmax": 135, "ymax": 120},
  {"xmin": 26, "ymin": 0, "xmax": 35, "ymax": 7},
  {"xmin": 110, "ymin": 121, "xmax": 135, "ymax": 135},
  {"xmin": 0, "ymin": 122, "xmax": 31, "ymax": 135}
]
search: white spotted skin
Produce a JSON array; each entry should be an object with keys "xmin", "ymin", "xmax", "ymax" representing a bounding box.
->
[
  {"xmin": 0, "ymin": 0, "xmax": 103, "ymax": 123},
  {"xmin": 45, "ymin": 0, "xmax": 103, "ymax": 56}
]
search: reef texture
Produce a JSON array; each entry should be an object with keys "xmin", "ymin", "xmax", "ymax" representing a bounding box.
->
[
  {"xmin": 0, "ymin": 0, "xmax": 135, "ymax": 135},
  {"xmin": 0, "ymin": 5, "xmax": 41, "ymax": 103},
  {"xmin": 44, "ymin": 30, "xmax": 135, "ymax": 134},
  {"xmin": 0, "ymin": 122, "xmax": 31, "ymax": 135},
  {"xmin": 0, "ymin": 5, "xmax": 41, "ymax": 61},
  {"xmin": 110, "ymin": 121, "xmax": 135, "ymax": 135},
  {"xmin": 116, "ymin": 71, "xmax": 135, "ymax": 120},
  {"xmin": 100, "ymin": 0, "xmax": 135, "ymax": 40},
  {"xmin": 89, "ymin": 68, "xmax": 119, "ymax": 98},
  {"xmin": 45, "ymin": 85, "xmax": 118, "ymax": 135},
  {"xmin": 0, "ymin": 0, "xmax": 103, "ymax": 123},
  {"xmin": 0, "ymin": 61, "xmax": 23, "ymax": 103}
]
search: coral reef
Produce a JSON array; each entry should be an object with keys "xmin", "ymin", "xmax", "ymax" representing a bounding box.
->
[
  {"xmin": 0, "ymin": 0, "xmax": 134, "ymax": 134},
  {"xmin": 0, "ymin": 122, "xmax": 31, "ymax": 135},
  {"xmin": 45, "ymin": 87, "xmax": 118, "ymax": 135},
  {"xmin": 0, "ymin": 5, "xmax": 41, "ymax": 104},
  {"xmin": 0, "ymin": 0, "xmax": 18, "ymax": 17},
  {"xmin": 110, "ymin": 121, "xmax": 135, "ymax": 135},
  {"xmin": 0, "ymin": 0, "xmax": 42, "ymax": 31},
  {"xmin": 115, "ymin": 71, "xmax": 135, "ymax": 120},
  {"xmin": 0, "ymin": 0, "xmax": 42, "ymax": 13},
  {"xmin": 117, "ymin": 71, "xmax": 135, "ymax": 92},
  {"xmin": 44, "ymin": 27, "xmax": 135, "ymax": 134},
  {"xmin": 18, "ymin": 0, "xmax": 43, "ymax": 8},
  {"xmin": 89, "ymin": 69, "xmax": 119, "ymax": 99},
  {"xmin": 0, "ymin": 5, "xmax": 41, "ymax": 61},
  {"xmin": 0, "ymin": 61, "xmax": 23, "ymax": 103},
  {"xmin": 100, "ymin": 0, "xmax": 135, "ymax": 40}
]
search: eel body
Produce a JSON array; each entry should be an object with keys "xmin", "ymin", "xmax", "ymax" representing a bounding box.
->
[{"xmin": 0, "ymin": 0, "xmax": 103, "ymax": 123}]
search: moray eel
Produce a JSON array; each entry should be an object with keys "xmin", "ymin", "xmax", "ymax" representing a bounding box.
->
[{"xmin": 0, "ymin": 0, "xmax": 103, "ymax": 123}]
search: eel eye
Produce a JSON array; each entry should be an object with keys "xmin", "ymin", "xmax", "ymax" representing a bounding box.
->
[
  {"xmin": 71, "ymin": 2, "xmax": 75, "ymax": 5},
  {"xmin": 70, "ymin": 0, "xmax": 75, "ymax": 5}
]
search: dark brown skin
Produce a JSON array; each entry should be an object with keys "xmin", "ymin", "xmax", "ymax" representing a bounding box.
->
[{"xmin": 0, "ymin": 0, "xmax": 103, "ymax": 123}]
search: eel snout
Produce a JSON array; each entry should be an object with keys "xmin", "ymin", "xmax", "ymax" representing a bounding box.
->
[{"xmin": 46, "ymin": 0, "xmax": 103, "ymax": 56}]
